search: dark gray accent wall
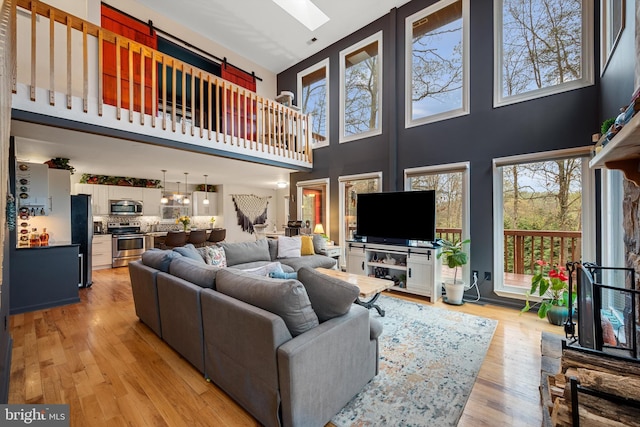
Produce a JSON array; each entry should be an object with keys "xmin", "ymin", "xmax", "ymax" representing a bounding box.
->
[
  {"xmin": 278, "ymin": 0, "xmax": 605, "ymax": 307},
  {"xmin": 600, "ymin": 0, "xmax": 636, "ymax": 120}
]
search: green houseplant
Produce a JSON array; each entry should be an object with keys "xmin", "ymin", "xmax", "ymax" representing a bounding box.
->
[
  {"xmin": 521, "ymin": 260, "xmax": 572, "ymax": 325},
  {"xmin": 437, "ymin": 239, "xmax": 470, "ymax": 305}
]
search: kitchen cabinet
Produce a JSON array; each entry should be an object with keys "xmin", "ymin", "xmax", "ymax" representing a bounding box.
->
[
  {"xmin": 75, "ymin": 183, "xmax": 109, "ymax": 216},
  {"xmin": 192, "ymin": 191, "xmax": 218, "ymax": 216},
  {"xmin": 142, "ymin": 188, "xmax": 162, "ymax": 216},
  {"xmin": 16, "ymin": 162, "xmax": 49, "ymax": 215},
  {"xmin": 92, "ymin": 234, "xmax": 112, "ymax": 269},
  {"xmin": 109, "ymin": 185, "xmax": 143, "ymax": 201}
]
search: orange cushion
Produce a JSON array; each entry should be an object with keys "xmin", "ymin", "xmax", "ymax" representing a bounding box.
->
[{"xmin": 300, "ymin": 235, "xmax": 315, "ymax": 255}]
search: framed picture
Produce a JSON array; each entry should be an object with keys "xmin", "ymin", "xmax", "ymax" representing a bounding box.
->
[{"xmin": 602, "ymin": 0, "xmax": 625, "ymax": 71}]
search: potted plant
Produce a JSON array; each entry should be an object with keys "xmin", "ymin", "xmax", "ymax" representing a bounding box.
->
[
  {"xmin": 521, "ymin": 260, "xmax": 572, "ymax": 325},
  {"xmin": 437, "ymin": 239, "xmax": 470, "ymax": 305}
]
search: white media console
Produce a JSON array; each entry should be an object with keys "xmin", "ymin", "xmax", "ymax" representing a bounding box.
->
[{"xmin": 346, "ymin": 241, "xmax": 442, "ymax": 301}]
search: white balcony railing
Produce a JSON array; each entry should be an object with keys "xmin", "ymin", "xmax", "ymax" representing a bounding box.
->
[{"xmin": 9, "ymin": 0, "xmax": 313, "ymax": 168}]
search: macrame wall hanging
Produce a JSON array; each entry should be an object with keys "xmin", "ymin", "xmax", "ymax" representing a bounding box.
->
[{"xmin": 231, "ymin": 194, "xmax": 270, "ymax": 233}]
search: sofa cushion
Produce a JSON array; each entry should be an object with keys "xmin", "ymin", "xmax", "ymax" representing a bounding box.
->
[
  {"xmin": 216, "ymin": 269, "xmax": 319, "ymax": 337},
  {"xmin": 268, "ymin": 238, "xmax": 278, "ymax": 261},
  {"xmin": 279, "ymin": 254, "xmax": 337, "ymax": 271},
  {"xmin": 300, "ymin": 235, "xmax": 315, "ymax": 255},
  {"xmin": 297, "ymin": 266, "xmax": 359, "ymax": 322},
  {"xmin": 219, "ymin": 239, "xmax": 271, "ymax": 266},
  {"xmin": 277, "ymin": 236, "xmax": 301, "ymax": 258},
  {"xmin": 169, "ymin": 257, "xmax": 220, "ymax": 289},
  {"xmin": 173, "ymin": 244, "xmax": 205, "ymax": 263},
  {"xmin": 141, "ymin": 249, "xmax": 182, "ymax": 272}
]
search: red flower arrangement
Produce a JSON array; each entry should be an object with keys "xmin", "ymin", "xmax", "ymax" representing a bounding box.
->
[{"xmin": 521, "ymin": 260, "xmax": 572, "ymax": 319}]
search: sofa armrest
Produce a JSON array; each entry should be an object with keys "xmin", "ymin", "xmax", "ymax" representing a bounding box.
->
[
  {"xmin": 200, "ymin": 289, "xmax": 292, "ymax": 427},
  {"xmin": 128, "ymin": 260, "xmax": 162, "ymax": 337},
  {"xmin": 277, "ymin": 305, "xmax": 377, "ymax": 427}
]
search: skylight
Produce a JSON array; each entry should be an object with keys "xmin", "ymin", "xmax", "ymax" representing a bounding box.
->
[{"xmin": 271, "ymin": 0, "xmax": 330, "ymax": 31}]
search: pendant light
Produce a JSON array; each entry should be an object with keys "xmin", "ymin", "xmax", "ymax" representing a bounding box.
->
[
  {"xmin": 160, "ymin": 170, "xmax": 168, "ymax": 204},
  {"xmin": 203, "ymin": 174, "xmax": 210, "ymax": 205},
  {"xmin": 183, "ymin": 172, "xmax": 190, "ymax": 204},
  {"xmin": 174, "ymin": 181, "xmax": 182, "ymax": 202}
]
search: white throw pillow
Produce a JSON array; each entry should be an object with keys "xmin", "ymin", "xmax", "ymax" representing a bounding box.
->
[
  {"xmin": 243, "ymin": 262, "xmax": 284, "ymax": 276},
  {"xmin": 277, "ymin": 236, "xmax": 302, "ymax": 258}
]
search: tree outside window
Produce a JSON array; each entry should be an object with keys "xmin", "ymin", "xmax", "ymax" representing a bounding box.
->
[
  {"xmin": 340, "ymin": 33, "xmax": 382, "ymax": 142},
  {"xmin": 407, "ymin": 0, "xmax": 466, "ymax": 125},
  {"xmin": 298, "ymin": 60, "xmax": 329, "ymax": 147},
  {"xmin": 497, "ymin": 0, "xmax": 592, "ymax": 105}
]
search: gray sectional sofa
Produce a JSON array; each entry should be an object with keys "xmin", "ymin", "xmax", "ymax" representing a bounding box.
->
[{"xmin": 128, "ymin": 239, "xmax": 381, "ymax": 427}]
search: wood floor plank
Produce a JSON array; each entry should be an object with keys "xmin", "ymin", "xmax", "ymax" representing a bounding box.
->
[{"xmin": 8, "ymin": 267, "xmax": 563, "ymax": 426}]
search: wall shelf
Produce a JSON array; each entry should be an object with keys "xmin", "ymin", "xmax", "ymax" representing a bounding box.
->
[{"xmin": 590, "ymin": 112, "xmax": 640, "ymax": 185}]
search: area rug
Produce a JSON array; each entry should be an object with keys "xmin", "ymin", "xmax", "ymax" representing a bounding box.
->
[{"xmin": 331, "ymin": 295, "xmax": 498, "ymax": 427}]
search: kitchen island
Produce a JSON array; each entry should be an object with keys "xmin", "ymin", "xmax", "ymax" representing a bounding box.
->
[{"xmin": 9, "ymin": 243, "xmax": 80, "ymax": 314}]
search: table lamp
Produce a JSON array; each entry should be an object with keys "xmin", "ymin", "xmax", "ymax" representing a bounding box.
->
[{"xmin": 313, "ymin": 224, "xmax": 325, "ymax": 235}]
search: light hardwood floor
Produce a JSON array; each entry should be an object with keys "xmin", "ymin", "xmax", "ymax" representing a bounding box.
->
[{"xmin": 9, "ymin": 267, "xmax": 562, "ymax": 426}]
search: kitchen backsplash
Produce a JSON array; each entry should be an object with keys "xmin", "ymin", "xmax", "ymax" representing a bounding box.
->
[{"xmin": 94, "ymin": 216, "xmax": 219, "ymax": 233}]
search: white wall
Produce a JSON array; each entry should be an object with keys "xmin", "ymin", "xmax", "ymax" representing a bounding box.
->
[{"xmin": 218, "ymin": 184, "xmax": 278, "ymax": 243}]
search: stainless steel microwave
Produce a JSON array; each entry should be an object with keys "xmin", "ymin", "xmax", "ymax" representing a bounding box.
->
[{"xmin": 109, "ymin": 199, "xmax": 143, "ymax": 216}]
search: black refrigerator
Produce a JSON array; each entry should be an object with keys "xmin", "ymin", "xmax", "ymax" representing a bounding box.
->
[{"xmin": 71, "ymin": 194, "xmax": 93, "ymax": 288}]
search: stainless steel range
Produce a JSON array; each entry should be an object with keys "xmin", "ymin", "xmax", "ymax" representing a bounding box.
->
[{"xmin": 108, "ymin": 221, "xmax": 145, "ymax": 267}]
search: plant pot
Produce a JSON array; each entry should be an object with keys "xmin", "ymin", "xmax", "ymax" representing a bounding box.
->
[
  {"xmin": 444, "ymin": 279, "xmax": 465, "ymax": 305},
  {"xmin": 546, "ymin": 305, "xmax": 569, "ymax": 326}
]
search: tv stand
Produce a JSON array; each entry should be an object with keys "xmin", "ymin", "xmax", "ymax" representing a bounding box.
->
[{"xmin": 346, "ymin": 241, "xmax": 442, "ymax": 301}]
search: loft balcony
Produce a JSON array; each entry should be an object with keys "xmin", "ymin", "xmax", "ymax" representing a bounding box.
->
[{"xmin": 8, "ymin": 0, "xmax": 313, "ymax": 170}]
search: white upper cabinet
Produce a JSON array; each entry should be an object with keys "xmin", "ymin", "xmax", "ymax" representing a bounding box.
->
[{"xmin": 192, "ymin": 191, "xmax": 218, "ymax": 216}]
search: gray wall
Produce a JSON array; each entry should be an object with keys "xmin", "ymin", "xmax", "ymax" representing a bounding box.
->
[{"xmin": 278, "ymin": 0, "xmax": 623, "ymax": 306}]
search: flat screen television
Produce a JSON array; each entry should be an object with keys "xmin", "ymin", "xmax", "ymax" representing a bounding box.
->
[{"xmin": 356, "ymin": 191, "xmax": 436, "ymax": 244}]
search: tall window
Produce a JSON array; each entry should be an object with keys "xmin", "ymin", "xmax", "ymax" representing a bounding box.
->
[
  {"xmin": 405, "ymin": 163, "xmax": 470, "ymax": 282},
  {"xmin": 405, "ymin": 0, "xmax": 469, "ymax": 127},
  {"xmin": 338, "ymin": 173, "xmax": 382, "ymax": 256},
  {"xmin": 298, "ymin": 59, "xmax": 329, "ymax": 148},
  {"xmin": 297, "ymin": 178, "xmax": 329, "ymax": 236},
  {"xmin": 494, "ymin": 0, "xmax": 594, "ymax": 106},
  {"xmin": 340, "ymin": 32, "xmax": 382, "ymax": 143},
  {"xmin": 492, "ymin": 148, "xmax": 595, "ymax": 298}
]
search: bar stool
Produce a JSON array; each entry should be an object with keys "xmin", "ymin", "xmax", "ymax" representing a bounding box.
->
[
  {"xmin": 187, "ymin": 229, "xmax": 207, "ymax": 248},
  {"xmin": 161, "ymin": 231, "xmax": 187, "ymax": 249},
  {"xmin": 206, "ymin": 228, "xmax": 226, "ymax": 245}
]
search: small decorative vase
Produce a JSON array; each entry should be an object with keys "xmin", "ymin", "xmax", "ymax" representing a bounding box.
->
[
  {"xmin": 183, "ymin": 224, "xmax": 189, "ymax": 231},
  {"xmin": 546, "ymin": 305, "xmax": 569, "ymax": 326}
]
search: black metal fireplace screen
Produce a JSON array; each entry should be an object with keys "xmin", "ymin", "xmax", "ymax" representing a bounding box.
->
[{"xmin": 565, "ymin": 262, "xmax": 639, "ymax": 360}]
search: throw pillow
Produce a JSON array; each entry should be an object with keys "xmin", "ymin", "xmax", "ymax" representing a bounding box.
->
[
  {"xmin": 243, "ymin": 261, "xmax": 285, "ymax": 277},
  {"xmin": 219, "ymin": 239, "xmax": 270, "ymax": 266},
  {"xmin": 300, "ymin": 235, "xmax": 315, "ymax": 255},
  {"xmin": 168, "ymin": 257, "xmax": 220, "ymax": 289},
  {"xmin": 216, "ymin": 269, "xmax": 319, "ymax": 337},
  {"xmin": 297, "ymin": 266, "xmax": 359, "ymax": 322},
  {"xmin": 277, "ymin": 236, "xmax": 302, "ymax": 258},
  {"xmin": 206, "ymin": 245, "xmax": 227, "ymax": 267},
  {"xmin": 312, "ymin": 234, "xmax": 326, "ymax": 254},
  {"xmin": 173, "ymin": 243, "xmax": 205, "ymax": 263},
  {"xmin": 141, "ymin": 249, "xmax": 182, "ymax": 272}
]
